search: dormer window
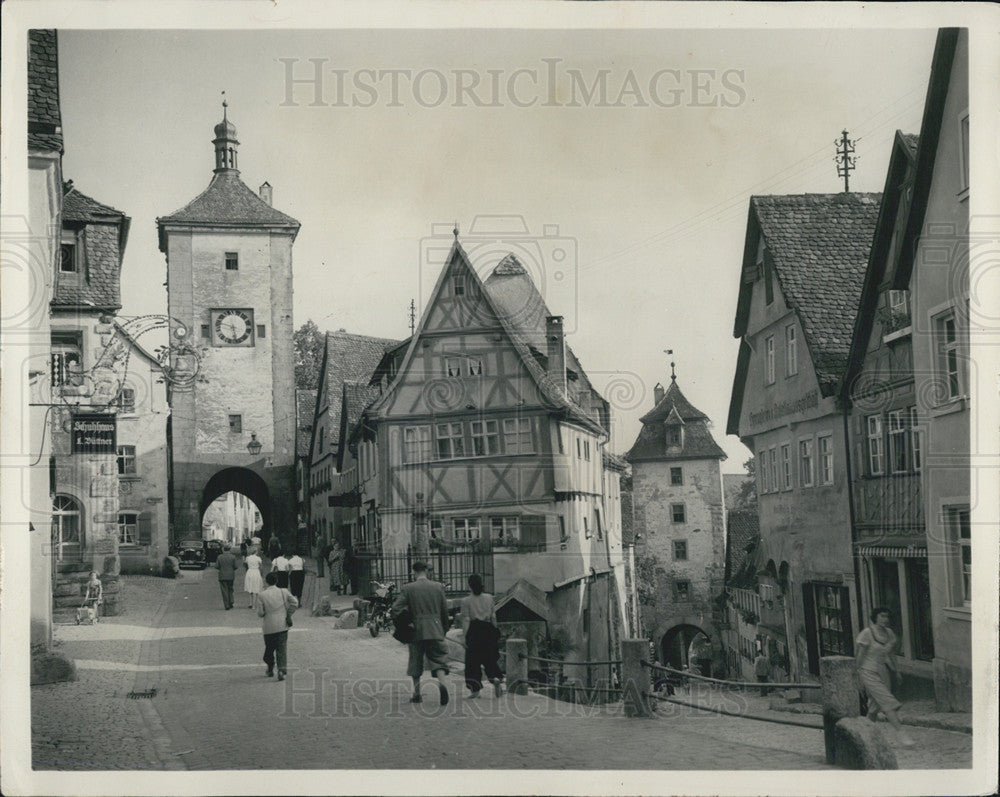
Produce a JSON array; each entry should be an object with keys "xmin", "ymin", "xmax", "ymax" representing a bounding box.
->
[
  {"xmin": 666, "ymin": 425, "xmax": 682, "ymax": 448},
  {"xmin": 60, "ymin": 243, "xmax": 77, "ymax": 273}
]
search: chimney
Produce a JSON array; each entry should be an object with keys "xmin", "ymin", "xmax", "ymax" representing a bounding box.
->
[
  {"xmin": 546, "ymin": 315, "xmax": 566, "ymax": 395},
  {"xmin": 653, "ymin": 382, "xmax": 665, "ymax": 406},
  {"xmin": 259, "ymin": 181, "xmax": 273, "ymax": 206}
]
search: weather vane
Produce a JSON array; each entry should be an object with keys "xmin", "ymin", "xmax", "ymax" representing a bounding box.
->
[{"xmin": 664, "ymin": 349, "xmax": 676, "ymax": 381}]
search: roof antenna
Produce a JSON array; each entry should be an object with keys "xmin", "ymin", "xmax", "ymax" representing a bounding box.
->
[
  {"xmin": 664, "ymin": 349, "xmax": 676, "ymax": 382},
  {"xmin": 835, "ymin": 129, "xmax": 857, "ymax": 193}
]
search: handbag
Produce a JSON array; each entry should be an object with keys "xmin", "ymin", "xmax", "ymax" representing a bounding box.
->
[{"xmin": 392, "ymin": 608, "xmax": 416, "ymax": 644}]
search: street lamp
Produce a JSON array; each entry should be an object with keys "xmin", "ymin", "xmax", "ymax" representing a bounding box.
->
[{"xmin": 246, "ymin": 433, "xmax": 262, "ymax": 456}]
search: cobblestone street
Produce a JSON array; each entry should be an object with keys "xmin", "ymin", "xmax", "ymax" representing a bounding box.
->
[{"xmin": 32, "ymin": 571, "xmax": 972, "ymax": 772}]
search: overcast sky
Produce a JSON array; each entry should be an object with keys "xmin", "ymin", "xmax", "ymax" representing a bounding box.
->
[{"xmin": 58, "ymin": 28, "xmax": 936, "ymax": 470}]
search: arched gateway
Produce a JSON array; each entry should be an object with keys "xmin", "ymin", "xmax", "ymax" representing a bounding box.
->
[{"xmin": 157, "ymin": 106, "xmax": 300, "ymax": 549}]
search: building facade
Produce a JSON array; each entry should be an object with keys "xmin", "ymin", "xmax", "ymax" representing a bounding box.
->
[
  {"xmin": 841, "ymin": 131, "xmax": 936, "ymax": 697},
  {"xmin": 727, "ymin": 192, "xmax": 880, "ymax": 680},
  {"xmin": 27, "ymin": 29, "xmax": 64, "ymax": 643},
  {"xmin": 49, "ymin": 182, "xmax": 132, "ymax": 615},
  {"xmin": 895, "ymin": 29, "xmax": 971, "ymax": 711},
  {"xmin": 332, "ymin": 243, "xmax": 630, "ymax": 669},
  {"xmin": 157, "ymin": 108, "xmax": 299, "ymax": 548},
  {"xmin": 625, "ymin": 376, "xmax": 728, "ymax": 673}
]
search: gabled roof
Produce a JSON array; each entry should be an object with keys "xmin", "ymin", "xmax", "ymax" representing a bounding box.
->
[
  {"xmin": 337, "ymin": 381, "xmax": 382, "ymax": 470},
  {"xmin": 640, "ymin": 379, "xmax": 709, "ymax": 424},
  {"xmin": 740, "ymin": 193, "xmax": 881, "ymax": 395},
  {"xmin": 494, "ymin": 578, "xmax": 549, "ymax": 622},
  {"xmin": 368, "ymin": 242, "xmax": 606, "ymax": 436},
  {"xmin": 28, "ymin": 30, "xmax": 62, "ymax": 153},
  {"xmin": 157, "ymin": 171, "xmax": 299, "ymax": 249},
  {"xmin": 841, "ymin": 131, "xmax": 920, "ymax": 402},
  {"xmin": 625, "ymin": 378, "xmax": 726, "ymax": 463},
  {"xmin": 54, "ymin": 182, "xmax": 131, "ymax": 310},
  {"xmin": 483, "ymin": 254, "xmax": 608, "ymax": 430},
  {"xmin": 725, "ymin": 509, "xmax": 761, "ymax": 589},
  {"xmin": 315, "ymin": 330, "xmax": 399, "ymax": 458},
  {"xmin": 295, "ymin": 389, "xmax": 317, "ymax": 458},
  {"xmin": 895, "ymin": 28, "xmax": 961, "ymax": 289}
]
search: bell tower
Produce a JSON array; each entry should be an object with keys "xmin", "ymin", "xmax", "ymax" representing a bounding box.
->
[{"xmin": 157, "ymin": 103, "xmax": 300, "ymax": 547}]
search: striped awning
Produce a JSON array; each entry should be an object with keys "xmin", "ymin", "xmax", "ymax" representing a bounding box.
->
[{"xmin": 856, "ymin": 545, "xmax": 927, "ymax": 559}]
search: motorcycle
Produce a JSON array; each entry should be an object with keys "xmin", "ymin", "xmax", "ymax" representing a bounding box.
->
[{"xmin": 365, "ymin": 581, "xmax": 397, "ymax": 637}]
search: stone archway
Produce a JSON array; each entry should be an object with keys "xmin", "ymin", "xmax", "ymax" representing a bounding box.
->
[
  {"xmin": 655, "ymin": 615, "xmax": 723, "ymax": 674},
  {"xmin": 199, "ymin": 467, "xmax": 272, "ymax": 545}
]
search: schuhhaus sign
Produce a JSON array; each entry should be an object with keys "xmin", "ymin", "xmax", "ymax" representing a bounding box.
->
[
  {"xmin": 747, "ymin": 389, "xmax": 819, "ymax": 430},
  {"xmin": 71, "ymin": 413, "xmax": 117, "ymax": 454}
]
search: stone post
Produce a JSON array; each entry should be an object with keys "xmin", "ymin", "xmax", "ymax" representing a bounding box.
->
[
  {"xmin": 622, "ymin": 638, "xmax": 653, "ymax": 718},
  {"xmin": 820, "ymin": 655, "xmax": 861, "ymax": 764},
  {"xmin": 506, "ymin": 638, "xmax": 528, "ymax": 695}
]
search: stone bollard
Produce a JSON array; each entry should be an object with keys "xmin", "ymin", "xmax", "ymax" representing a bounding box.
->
[
  {"xmin": 506, "ymin": 638, "xmax": 528, "ymax": 695},
  {"xmin": 622, "ymin": 639, "xmax": 653, "ymax": 718},
  {"xmin": 820, "ymin": 655, "xmax": 861, "ymax": 765}
]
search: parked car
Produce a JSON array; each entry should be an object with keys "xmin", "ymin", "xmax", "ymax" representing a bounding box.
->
[
  {"xmin": 174, "ymin": 538, "xmax": 207, "ymax": 569},
  {"xmin": 204, "ymin": 539, "xmax": 225, "ymax": 564}
]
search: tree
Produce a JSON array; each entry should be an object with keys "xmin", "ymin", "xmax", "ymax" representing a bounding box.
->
[
  {"xmin": 732, "ymin": 456, "xmax": 758, "ymax": 511},
  {"xmin": 294, "ymin": 319, "xmax": 325, "ymax": 390}
]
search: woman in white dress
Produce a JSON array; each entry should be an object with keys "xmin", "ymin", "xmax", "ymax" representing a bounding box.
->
[
  {"xmin": 243, "ymin": 550, "xmax": 264, "ymax": 609},
  {"xmin": 856, "ymin": 607, "xmax": 914, "ymax": 746}
]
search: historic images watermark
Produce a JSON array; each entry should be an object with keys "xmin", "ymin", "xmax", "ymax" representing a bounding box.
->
[
  {"xmin": 274, "ymin": 670, "xmax": 752, "ymax": 721},
  {"xmin": 279, "ymin": 58, "xmax": 748, "ymax": 109}
]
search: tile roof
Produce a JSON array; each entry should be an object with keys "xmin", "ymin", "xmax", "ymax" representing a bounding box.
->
[
  {"xmin": 158, "ymin": 171, "xmax": 300, "ymax": 232},
  {"xmin": 62, "ymin": 181, "xmax": 127, "ymax": 222},
  {"xmin": 322, "ymin": 331, "xmax": 399, "ymax": 453},
  {"xmin": 54, "ymin": 182, "xmax": 130, "ymax": 310},
  {"xmin": 28, "ymin": 30, "xmax": 62, "ymax": 153},
  {"xmin": 751, "ymin": 192, "xmax": 881, "ymax": 393},
  {"xmin": 639, "ymin": 379, "xmax": 709, "ymax": 424},
  {"xmin": 483, "ymin": 254, "xmax": 609, "ymax": 432},
  {"xmin": 625, "ymin": 378, "xmax": 726, "ymax": 463},
  {"xmin": 725, "ymin": 509, "xmax": 760, "ymax": 588},
  {"xmin": 295, "ymin": 389, "xmax": 317, "ymax": 458}
]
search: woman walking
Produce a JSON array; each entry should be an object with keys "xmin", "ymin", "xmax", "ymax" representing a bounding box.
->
[
  {"xmin": 243, "ymin": 548, "xmax": 264, "ymax": 609},
  {"xmin": 271, "ymin": 544, "xmax": 290, "ymax": 589},
  {"xmin": 327, "ymin": 540, "xmax": 346, "ymax": 595},
  {"xmin": 460, "ymin": 573, "xmax": 503, "ymax": 699},
  {"xmin": 856, "ymin": 607, "xmax": 915, "ymax": 746},
  {"xmin": 287, "ymin": 548, "xmax": 305, "ymax": 605},
  {"xmin": 258, "ymin": 571, "xmax": 298, "ymax": 681}
]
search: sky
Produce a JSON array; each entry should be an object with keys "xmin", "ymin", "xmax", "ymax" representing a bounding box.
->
[{"xmin": 57, "ymin": 27, "xmax": 937, "ymax": 470}]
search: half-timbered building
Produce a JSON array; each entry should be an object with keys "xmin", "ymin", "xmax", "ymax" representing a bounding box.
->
[{"xmin": 333, "ymin": 238, "xmax": 631, "ymax": 667}]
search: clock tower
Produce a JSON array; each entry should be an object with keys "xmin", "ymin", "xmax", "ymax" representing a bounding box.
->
[{"xmin": 157, "ymin": 104, "xmax": 300, "ymax": 546}]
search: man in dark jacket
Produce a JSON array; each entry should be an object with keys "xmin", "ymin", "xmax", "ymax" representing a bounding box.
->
[
  {"xmin": 216, "ymin": 544, "xmax": 238, "ymax": 610},
  {"xmin": 391, "ymin": 561, "xmax": 451, "ymax": 705}
]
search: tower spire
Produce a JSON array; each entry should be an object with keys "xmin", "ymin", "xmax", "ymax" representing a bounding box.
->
[
  {"xmin": 664, "ymin": 349, "xmax": 676, "ymax": 382},
  {"xmin": 213, "ymin": 94, "xmax": 240, "ymax": 174}
]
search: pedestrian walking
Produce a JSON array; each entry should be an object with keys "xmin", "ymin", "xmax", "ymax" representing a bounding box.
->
[
  {"xmin": 258, "ymin": 571, "xmax": 298, "ymax": 681},
  {"xmin": 243, "ymin": 549, "xmax": 264, "ymax": 609},
  {"xmin": 239, "ymin": 539, "xmax": 248, "ymax": 558},
  {"xmin": 271, "ymin": 546, "xmax": 290, "ymax": 589},
  {"xmin": 327, "ymin": 540, "xmax": 346, "ymax": 595},
  {"xmin": 856, "ymin": 607, "xmax": 914, "ymax": 746},
  {"xmin": 287, "ymin": 549, "xmax": 305, "ymax": 605},
  {"xmin": 391, "ymin": 561, "xmax": 451, "ymax": 705},
  {"xmin": 460, "ymin": 573, "xmax": 503, "ymax": 699},
  {"xmin": 753, "ymin": 648, "xmax": 771, "ymax": 696},
  {"xmin": 216, "ymin": 544, "xmax": 238, "ymax": 610}
]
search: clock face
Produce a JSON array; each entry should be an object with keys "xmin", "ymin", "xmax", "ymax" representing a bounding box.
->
[{"xmin": 213, "ymin": 309, "xmax": 254, "ymax": 345}]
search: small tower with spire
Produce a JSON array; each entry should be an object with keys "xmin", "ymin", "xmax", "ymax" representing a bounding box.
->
[
  {"xmin": 213, "ymin": 94, "xmax": 240, "ymax": 173},
  {"xmin": 624, "ymin": 362, "xmax": 728, "ymax": 672}
]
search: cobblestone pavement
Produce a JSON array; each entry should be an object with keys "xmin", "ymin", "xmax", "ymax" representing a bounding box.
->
[{"xmin": 32, "ymin": 567, "xmax": 972, "ymax": 771}]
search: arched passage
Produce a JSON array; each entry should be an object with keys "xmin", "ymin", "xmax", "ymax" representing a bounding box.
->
[
  {"xmin": 656, "ymin": 615, "xmax": 723, "ymax": 676},
  {"xmin": 199, "ymin": 468, "xmax": 272, "ymax": 545}
]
